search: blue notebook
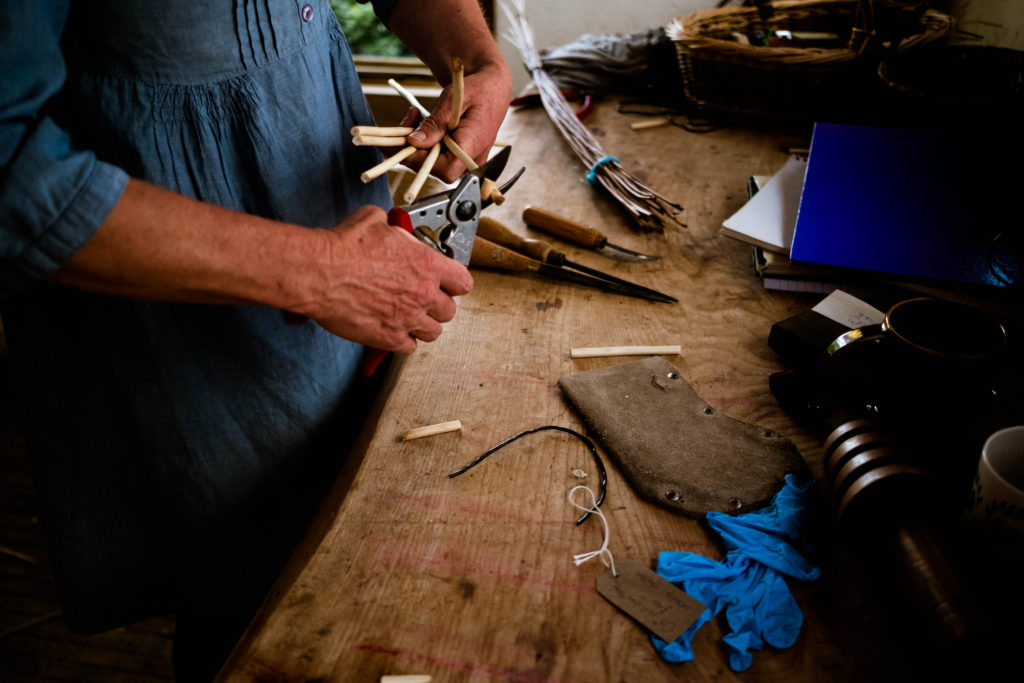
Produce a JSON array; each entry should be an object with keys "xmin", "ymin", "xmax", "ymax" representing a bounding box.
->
[{"xmin": 790, "ymin": 122, "xmax": 1021, "ymax": 289}]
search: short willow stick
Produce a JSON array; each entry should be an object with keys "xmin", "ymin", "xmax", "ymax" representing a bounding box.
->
[
  {"xmin": 447, "ymin": 57, "xmax": 464, "ymax": 131},
  {"xmin": 0, "ymin": 545, "xmax": 39, "ymax": 565},
  {"xmin": 439, "ymin": 136, "xmax": 505, "ymax": 203},
  {"xmin": 481, "ymin": 178, "xmax": 503, "ymax": 205},
  {"xmin": 570, "ymin": 345, "xmax": 681, "ymax": 358},
  {"xmin": 387, "ymin": 79, "xmax": 478, "ymax": 171},
  {"xmin": 353, "ymin": 135, "xmax": 409, "ymax": 147},
  {"xmin": 351, "ymin": 125, "xmax": 415, "ymax": 137},
  {"xmin": 442, "ymin": 135, "xmax": 477, "ymax": 169},
  {"xmin": 404, "ymin": 142, "xmax": 442, "ymax": 204},
  {"xmin": 630, "ymin": 118, "xmax": 671, "ymax": 131},
  {"xmin": 360, "ymin": 145, "xmax": 417, "ymax": 183},
  {"xmin": 388, "ymin": 78, "xmax": 431, "ymax": 118},
  {"xmin": 0, "ymin": 610, "xmax": 63, "ymax": 640},
  {"xmin": 402, "ymin": 420, "xmax": 463, "ymax": 441},
  {"xmin": 387, "ymin": 76, "xmax": 502, "ymax": 203}
]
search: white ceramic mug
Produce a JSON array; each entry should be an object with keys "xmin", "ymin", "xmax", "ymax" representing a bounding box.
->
[{"xmin": 967, "ymin": 426, "xmax": 1024, "ymax": 535}]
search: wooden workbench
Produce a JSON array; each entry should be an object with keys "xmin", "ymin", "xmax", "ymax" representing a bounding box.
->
[{"xmin": 217, "ymin": 100, "xmax": 939, "ymax": 682}]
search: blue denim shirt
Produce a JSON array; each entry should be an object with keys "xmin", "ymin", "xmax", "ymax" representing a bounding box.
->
[{"xmin": 0, "ymin": 0, "xmax": 397, "ymax": 632}]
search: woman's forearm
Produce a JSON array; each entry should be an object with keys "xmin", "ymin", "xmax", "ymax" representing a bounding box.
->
[
  {"xmin": 385, "ymin": 0, "xmax": 512, "ymax": 181},
  {"xmin": 386, "ymin": 0, "xmax": 507, "ymax": 88},
  {"xmin": 50, "ymin": 177, "xmax": 473, "ymax": 353},
  {"xmin": 51, "ymin": 178, "xmax": 327, "ymax": 312}
]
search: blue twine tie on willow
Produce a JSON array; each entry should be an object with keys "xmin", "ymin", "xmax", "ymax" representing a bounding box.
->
[{"xmin": 586, "ymin": 156, "xmax": 619, "ymax": 185}]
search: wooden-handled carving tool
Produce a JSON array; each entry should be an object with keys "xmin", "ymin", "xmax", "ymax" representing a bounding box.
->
[
  {"xmin": 476, "ymin": 217, "xmax": 676, "ymax": 303},
  {"xmin": 470, "ymin": 237, "xmax": 673, "ymax": 303},
  {"xmin": 522, "ymin": 206, "xmax": 659, "ymax": 261}
]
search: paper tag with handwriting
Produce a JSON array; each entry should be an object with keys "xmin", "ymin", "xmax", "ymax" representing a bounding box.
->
[
  {"xmin": 813, "ymin": 289, "xmax": 884, "ymax": 329},
  {"xmin": 595, "ymin": 559, "xmax": 705, "ymax": 643}
]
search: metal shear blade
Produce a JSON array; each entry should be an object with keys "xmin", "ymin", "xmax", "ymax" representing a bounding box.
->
[{"xmin": 401, "ymin": 145, "xmax": 523, "ymax": 265}]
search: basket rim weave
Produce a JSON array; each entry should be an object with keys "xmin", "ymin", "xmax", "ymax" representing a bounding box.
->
[{"xmin": 666, "ymin": 0, "xmax": 954, "ymax": 67}]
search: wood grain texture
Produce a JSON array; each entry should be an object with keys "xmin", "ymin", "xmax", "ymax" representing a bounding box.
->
[{"xmin": 219, "ymin": 101, "xmax": 919, "ymax": 682}]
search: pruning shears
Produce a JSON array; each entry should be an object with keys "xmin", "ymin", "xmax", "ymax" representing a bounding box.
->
[{"xmin": 362, "ymin": 145, "xmax": 524, "ymax": 376}]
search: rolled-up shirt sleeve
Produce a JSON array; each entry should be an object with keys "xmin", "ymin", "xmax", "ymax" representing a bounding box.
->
[{"xmin": 0, "ymin": 1, "xmax": 128, "ymax": 297}]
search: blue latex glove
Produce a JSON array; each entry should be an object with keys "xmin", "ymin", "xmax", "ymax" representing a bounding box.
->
[{"xmin": 652, "ymin": 474, "xmax": 821, "ymax": 671}]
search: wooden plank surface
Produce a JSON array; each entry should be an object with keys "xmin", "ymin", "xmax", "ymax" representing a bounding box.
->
[{"xmin": 219, "ymin": 101, "xmax": 919, "ymax": 682}]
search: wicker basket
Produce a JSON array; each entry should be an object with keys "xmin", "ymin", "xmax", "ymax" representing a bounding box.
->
[{"xmin": 666, "ymin": 0, "xmax": 954, "ymax": 122}]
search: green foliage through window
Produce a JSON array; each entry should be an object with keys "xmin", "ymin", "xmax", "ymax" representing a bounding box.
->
[{"xmin": 329, "ymin": 0, "xmax": 411, "ymax": 57}]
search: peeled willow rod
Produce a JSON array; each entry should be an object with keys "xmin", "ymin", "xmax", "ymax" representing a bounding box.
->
[
  {"xmin": 386, "ymin": 75, "xmax": 504, "ymax": 203},
  {"xmin": 401, "ymin": 420, "xmax": 462, "ymax": 441},
  {"xmin": 570, "ymin": 345, "xmax": 681, "ymax": 358},
  {"xmin": 403, "ymin": 142, "xmax": 442, "ymax": 204},
  {"xmin": 448, "ymin": 57, "xmax": 465, "ymax": 131},
  {"xmin": 352, "ymin": 135, "xmax": 409, "ymax": 147},
  {"xmin": 360, "ymin": 145, "xmax": 416, "ymax": 183},
  {"xmin": 386, "ymin": 77, "xmax": 472, "ymax": 169},
  {"xmin": 351, "ymin": 125, "xmax": 415, "ymax": 137}
]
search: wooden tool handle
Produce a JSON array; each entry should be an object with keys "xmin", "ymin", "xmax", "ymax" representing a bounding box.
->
[
  {"xmin": 522, "ymin": 206, "xmax": 607, "ymax": 249},
  {"xmin": 470, "ymin": 236, "xmax": 539, "ymax": 273},
  {"xmin": 477, "ymin": 217, "xmax": 560, "ymax": 264}
]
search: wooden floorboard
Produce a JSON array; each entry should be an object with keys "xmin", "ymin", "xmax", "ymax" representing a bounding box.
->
[{"xmin": 0, "ymin": 347, "xmax": 175, "ymax": 681}]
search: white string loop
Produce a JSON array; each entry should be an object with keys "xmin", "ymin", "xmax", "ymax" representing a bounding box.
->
[{"xmin": 568, "ymin": 485, "xmax": 617, "ymax": 577}]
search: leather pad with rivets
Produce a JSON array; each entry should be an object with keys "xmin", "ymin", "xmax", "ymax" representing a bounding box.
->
[{"xmin": 558, "ymin": 357, "xmax": 808, "ymax": 517}]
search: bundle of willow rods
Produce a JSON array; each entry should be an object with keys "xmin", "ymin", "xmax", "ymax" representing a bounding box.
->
[{"xmin": 501, "ymin": 0, "xmax": 684, "ymax": 232}]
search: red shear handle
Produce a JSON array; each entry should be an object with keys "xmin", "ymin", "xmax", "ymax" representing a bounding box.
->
[
  {"xmin": 387, "ymin": 206, "xmax": 413, "ymax": 233},
  {"xmin": 361, "ymin": 207, "xmax": 414, "ymax": 376}
]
